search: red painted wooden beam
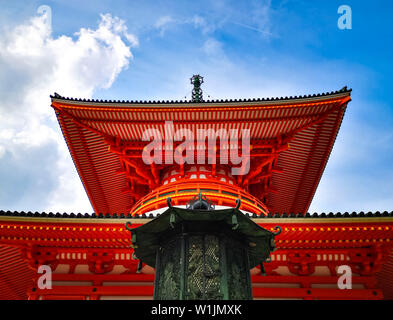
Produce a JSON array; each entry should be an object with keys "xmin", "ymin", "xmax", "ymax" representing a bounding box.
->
[
  {"xmin": 252, "ymin": 287, "xmax": 382, "ymax": 300},
  {"xmin": 31, "ymin": 285, "xmax": 382, "ymax": 300},
  {"xmin": 32, "ymin": 285, "xmax": 154, "ymax": 297},
  {"xmin": 51, "ymin": 274, "xmax": 155, "ymax": 282},
  {"xmin": 251, "ymin": 275, "xmax": 377, "ymax": 287}
]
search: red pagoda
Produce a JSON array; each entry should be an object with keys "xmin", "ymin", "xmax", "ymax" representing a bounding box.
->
[{"xmin": 0, "ymin": 78, "xmax": 392, "ymax": 300}]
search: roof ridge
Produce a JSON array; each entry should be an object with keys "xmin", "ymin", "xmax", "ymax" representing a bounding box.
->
[
  {"xmin": 50, "ymin": 87, "xmax": 352, "ymax": 105},
  {"xmin": 1, "ymin": 210, "xmax": 391, "ymax": 219}
]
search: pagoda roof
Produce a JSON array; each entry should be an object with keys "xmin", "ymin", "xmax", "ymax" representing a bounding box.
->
[
  {"xmin": 51, "ymin": 88, "xmax": 351, "ymax": 215},
  {"xmin": 50, "ymin": 87, "xmax": 351, "ymax": 105}
]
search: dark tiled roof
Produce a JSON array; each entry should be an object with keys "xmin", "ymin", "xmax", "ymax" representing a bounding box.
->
[
  {"xmin": 50, "ymin": 87, "xmax": 351, "ymax": 105},
  {"xmin": 0, "ymin": 210, "xmax": 391, "ymax": 220}
]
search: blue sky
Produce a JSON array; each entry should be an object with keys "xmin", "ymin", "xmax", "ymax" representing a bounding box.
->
[{"xmin": 0, "ymin": 0, "xmax": 392, "ymax": 214}]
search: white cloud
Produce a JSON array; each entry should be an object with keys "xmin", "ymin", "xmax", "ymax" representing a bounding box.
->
[
  {"xmin": 188, "ymin": 15, "xmax": 216, "ymax": 34},
  {"xmin": 0, "ymin": 11, "xmax": 137, "ymax": 213},
  {"xmin": 154, "ymin": 16, "xmax": 174, "ymax": 36},
  {"xmin": 232, "ymin": 21, "xmax": 273, "ymax": 38},
  {"xmin": 202, "ymin": 38, "xmax": 224, "ymax": 57},
  {"xmin": 155, "ymin": 14, "xmax": 216, "ymax": 37},
  {"xmin": 231, "ymin": 0, "xmax": 274, "ymax": 39},
  {"xmin": 155, "ymin": 15, "xmax": 174, "ymax": 28}
]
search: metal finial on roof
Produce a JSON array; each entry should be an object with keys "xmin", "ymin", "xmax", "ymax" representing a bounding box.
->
[
  {"xmin": 186, "ymin": 191, "xmax": 215, "ymax": 210},
  {"xmin": 190, "ymin": 75, "xmax": 204, "ymax": 102}
]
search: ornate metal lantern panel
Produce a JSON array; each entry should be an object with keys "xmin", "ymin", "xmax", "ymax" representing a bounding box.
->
[{"xmin": 154, "ymin": 230, "xmax": 253, "ymax": 300}]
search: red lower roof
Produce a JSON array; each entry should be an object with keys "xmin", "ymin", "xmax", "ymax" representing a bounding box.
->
[{"xmin": 0, "ymin": 212, "xmax": 392, "ymax": 300}]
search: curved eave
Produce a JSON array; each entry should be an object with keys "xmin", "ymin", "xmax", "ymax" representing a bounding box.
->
[
  {"xmin": 1, "ymin": 210, "xmax": 393, "ymax": 222},
  {"xmin": 1, "ymin": 212, "xmax": 392, "ymax": 249},
  {"xmin": 50, "ymin": 87, "xmax": 351, "ymax": 108}
]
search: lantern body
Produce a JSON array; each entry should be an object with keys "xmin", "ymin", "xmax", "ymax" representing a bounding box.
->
[{"xmin": 154, "ymin": 226, "xmax": 252, "ymax": 300}]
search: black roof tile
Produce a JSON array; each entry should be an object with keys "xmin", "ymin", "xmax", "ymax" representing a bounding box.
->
[
  {"xmin": 50, "ymin": 87, "xmax": 352, "ymax": 105},
  {"xmin": 1, "ymin": 210, "xmax": 392, "ymax": 219}
]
